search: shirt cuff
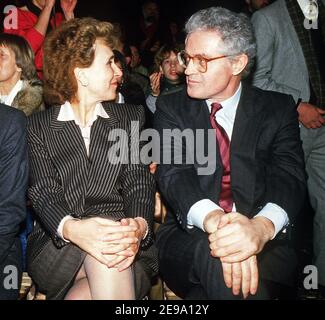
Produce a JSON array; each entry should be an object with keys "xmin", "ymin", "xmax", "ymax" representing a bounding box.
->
[
  {"xmin": 187, "ymin": 199, "xmax": 224, "ymax": 231},
  {"xmin": 254, "ymin": 203, "xmax": 289, "ymax": 240},
  {"xmin": 57, "ymin": 215, "xmax": 78, "ymax": 243}
]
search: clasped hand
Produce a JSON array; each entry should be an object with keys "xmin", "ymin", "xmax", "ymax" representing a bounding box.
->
[
  {"xmin": 63, "ymin": 217, "xmax": 144, "ymax": 272},
  {"xmin": 204, "ymin": 210, "xmax": 274, "ymax": 298}
]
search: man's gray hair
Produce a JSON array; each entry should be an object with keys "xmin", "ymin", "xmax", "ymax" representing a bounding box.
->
[{"xmin": 185, "ymin": 7, "xmax": 256, "ymax": 76}]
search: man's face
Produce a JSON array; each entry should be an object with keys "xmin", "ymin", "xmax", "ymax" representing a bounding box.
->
[
  {"xmin": 143, "ymin": 2, "xmax": 159, "ymax": 20},
  {"xmin": 184, "ymin": 30, "xmax": 238, "ymax": 101}
]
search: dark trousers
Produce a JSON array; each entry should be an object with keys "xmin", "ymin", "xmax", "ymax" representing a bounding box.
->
[{"xmin": 156, "ymin": 223, "xmax": 291, "ymax": 300}]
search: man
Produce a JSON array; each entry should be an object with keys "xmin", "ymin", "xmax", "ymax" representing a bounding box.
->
[
  {"xmin": 251, "ymin": 0, "xmax": 325, "ymax": 296},
  {"xmin": 0, "ymin": 104, "xmax": 28, "ymax": 299},
  {"xmin": 154, "ymin": 7, "xmax": 306, "ymax": 299}
]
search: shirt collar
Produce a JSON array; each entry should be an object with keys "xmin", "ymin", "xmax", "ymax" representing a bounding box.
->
[
  {"xmin": 206, "ymin": 82, "xmax": 242, "ymax": 121},
  {"xmin": 57, "ymin": 101, "xmax": 109, "ymax": 127},
  {"xmin": 0, "ymin": 80, "xmax": 23, "ymax": 106}
]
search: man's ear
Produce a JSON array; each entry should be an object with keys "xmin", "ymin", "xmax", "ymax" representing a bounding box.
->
[
  {"xmin": 74, "ymin": 67, "xmax": 89, "ymax": 87},
  {"xmin": 231, "ymin": 54, "xmax": 248, "ymax": 76}
]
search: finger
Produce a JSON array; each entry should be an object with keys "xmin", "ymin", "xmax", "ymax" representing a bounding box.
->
[
  {"xmin": 221, "ymin": 262, "xmax": 232, "ymax": 289},
  {"xmin": 211, "ymin": 233, "xmax": 241, "ymax": 250},
  {"xmin": 249, "ymin": 256, "xmax": 259, "ymax": 295},
  {"xmin": 317, "ymin": 108, "xmax": 325, "ymax": 114},
  {"xmin": 213, "ymin": 222, "xmax": 238, "ymax": 241},
  {"xmin": 102, "ymin": 225, "xmax": 138, "ymax": 234},
  {"xmin": 107, "ymin": 255, "xmax": 128, "ymax": 268},
  {"xmin": 231, "ymin": 262, "xmax": 242, "ymax": 296},
  {"xmin": 92, "ymin": 217, "xmax": 121, "ymax": 226},
  {"xmin": 117, "ymin": 257, "xmax": 135, "ymax": 272},
  {"xmin": 103, "ymin": 235, "xmax": 138, "ymax": 245},
  {"xmin": 101, "ymin": 243, "xmax": 131, "ymax": 255},
  {"xmin": 218, "ymin": 251, "xmax": 252, "ymax": 264},
  {"xmin": 210, "ymin": 241, "xmax": 242, "ymax": 259},
  {"xmin": 241, "ymin": 260, "xmax": 251, "ymax": 299}
]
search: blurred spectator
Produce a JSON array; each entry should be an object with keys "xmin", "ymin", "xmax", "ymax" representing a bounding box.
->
[
  {"xmin": 242, "ymin": 0, "xmax": 270, "ymax": 15},
  {"xmin": 113, "ymin": 49, "xmax": 153, "ymax": 128},
  {"xmin": 4, "ymin": 0, "xmax": 77, "ymax": 77},
  {"xmin": 146, "ymin": 44, "xmax": 185, "ymax": 114},
  {"xmin": 0, "ymin": 33, "xmax": 44, "ymax": 115}
]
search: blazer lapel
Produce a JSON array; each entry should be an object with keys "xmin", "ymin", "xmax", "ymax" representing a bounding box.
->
[{"xmin": 231, "ymin": 84, "xmax": 265, "ymax": 216}]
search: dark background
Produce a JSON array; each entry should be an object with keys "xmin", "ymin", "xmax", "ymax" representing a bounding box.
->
[{"xmin": 1, "ymin": 0, "xmax": 247, "ymax": 32}]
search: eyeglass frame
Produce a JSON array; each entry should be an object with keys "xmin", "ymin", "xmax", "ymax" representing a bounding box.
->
[{"xmin": 177, "ymin": 50, "xmax": 232, "ymax": 73}]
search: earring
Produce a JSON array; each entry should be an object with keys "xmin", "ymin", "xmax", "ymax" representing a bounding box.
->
[{"xmin": 81, "ymin": 80, "xmax": 89, "ymax": 87}]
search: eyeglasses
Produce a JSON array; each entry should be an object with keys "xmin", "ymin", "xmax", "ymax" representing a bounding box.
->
[{"xmin": 177, "ymin": 50, "xmax": 231, "ymax": 73}]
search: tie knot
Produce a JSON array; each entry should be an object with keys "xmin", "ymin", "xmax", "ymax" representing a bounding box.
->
[{"xmin": 210, "ymin": 102, "xmax": 222, "ymax": 117}]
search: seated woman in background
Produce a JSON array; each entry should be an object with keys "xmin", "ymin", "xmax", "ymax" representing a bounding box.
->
[
  {"xmin": 26, "ymin": 18, "xmax": 157, "ymax": 300},
  {"xmin": 146, "ymin": 44, "xmax": 185, "ymax": 114},
  {"xmin": 0, "ymin": 33, "xmax": 44, "ymax": 115},
  {"xmin": 4, "ymin": 0, "xmax": 77, "ymax": 77}
]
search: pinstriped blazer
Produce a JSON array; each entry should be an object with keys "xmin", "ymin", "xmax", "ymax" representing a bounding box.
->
[{"xmin": 26, "ymin": 102, "xmax": 157, "ymax": 272}]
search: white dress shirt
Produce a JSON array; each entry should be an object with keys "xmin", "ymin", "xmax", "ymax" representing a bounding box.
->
[
  {"xmin": 187, "ymin": 83, "xmax": 289, "ymax": 239},
  {"xmin": 0, "ymin": 80, "xmax": 23, "ymax": 106}
]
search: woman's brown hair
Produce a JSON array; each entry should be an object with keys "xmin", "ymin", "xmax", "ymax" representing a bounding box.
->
[{"xmin": 43, "ymin": 17, "xmax": 121, "ymax": 105}]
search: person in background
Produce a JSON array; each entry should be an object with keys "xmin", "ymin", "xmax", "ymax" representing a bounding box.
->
[
  {"xmin": 27, "ymin": 18, "xmax": 157, "ymax": 300},
  {"xmin": 4, "ymin": 0, "xmax": 77, "ymax": 77},
  {"xmin": 242, "ymin": 0, "xmax": 270, "ymax": 15},
  {"xmin": 113, "ymin": 49, "xmax": 153, "ymax": 128},
  {"xmin": 0, "ymin": 104, "xmax": 28, "ymax": 300},
  {"xmin": 146, "ymin": 44, "xmax": 185, "ymax": 114},
  {"xmin": 0, "ymin": 33, "xmax": 44, "ymax": 115},
  {"xmin": 130, "ymin": 44, "xmax": 149, "ymax": 78},
  {"xmin": 251, "ymin": 0, "xmax": 325, "ymax": 298}
]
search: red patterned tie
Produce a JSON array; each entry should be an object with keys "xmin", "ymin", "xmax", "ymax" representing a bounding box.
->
[{"xmin": 210, "ymin": 103, "xmax": 233, "ymax": 213}]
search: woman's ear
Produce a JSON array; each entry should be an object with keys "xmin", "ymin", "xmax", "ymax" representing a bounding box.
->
[{"xmin": 74, "ymin": 67, "xmax": 89, "ymax": 87}]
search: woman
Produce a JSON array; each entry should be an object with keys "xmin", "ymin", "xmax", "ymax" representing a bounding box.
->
[
  {"xmin": 5, "ymin": 0, "xmax": 77, "ymax": 77},
  {"xmin": 27, "ymin": 18, "xmax": 157, "ymax": 300},
  {"xmin": 146, "ymin": 44, "xmax": 185, "ymax": 114},
  {"xmin": 0, "ymin": 33, "xmax": 43, "ymax": 115}
]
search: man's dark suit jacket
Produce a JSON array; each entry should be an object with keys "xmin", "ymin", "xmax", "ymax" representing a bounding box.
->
[
  {"xmin": 0, "ymin": 104, "xmax": 28, "ymax": 299},
  {"xmin": 154, "ymin": 84, "xmax": 306, "ymax": 286}
]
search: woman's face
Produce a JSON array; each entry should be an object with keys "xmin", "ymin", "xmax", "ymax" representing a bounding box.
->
[
  {"xmin": 160, "ymin": 51, "xmax": 184, "ymax": 82},
  {"xmin": 80, "ymin": 40, "xmax": 122, "ymax": 102},
  {"xmin": 0, "ymin": 45, "xmax": 21, "ymax": 85}
]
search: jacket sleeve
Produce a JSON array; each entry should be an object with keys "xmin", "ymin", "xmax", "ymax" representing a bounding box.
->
[
  {"xmin": 0, "ymin": 110, "xmax": 28, "ymax": 264},
  {"xmin": 264, "ymin": 95, "xmax": 306, "ymax": 227},
  {"xmin": 27, "ymin": 120, "xmax": 73, "ymax": 248},
  {"xmin": 154, "ymin": 96, "xmax": 207, "ymax": 230},
  {"xmin": 251, "ymin": 11, "xmax": 302, "ymax": 102}
]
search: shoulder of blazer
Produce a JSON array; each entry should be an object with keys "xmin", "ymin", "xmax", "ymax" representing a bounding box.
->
[
  {"xmin": 102, "ymin": 101, "xmax": 145, "ymax": 123},
  {"xmin": 0, "ymin": 103, "xmax": 26, "ymax": 126},
  {"xmin": 248, "ymin": 85, "xmax": 297, "ymax": 118}
]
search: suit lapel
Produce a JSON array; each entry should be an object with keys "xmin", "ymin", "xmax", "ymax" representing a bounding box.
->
[{"xmin": 231, "ymin": 84, "xmax": 265, "ymax": 215}]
